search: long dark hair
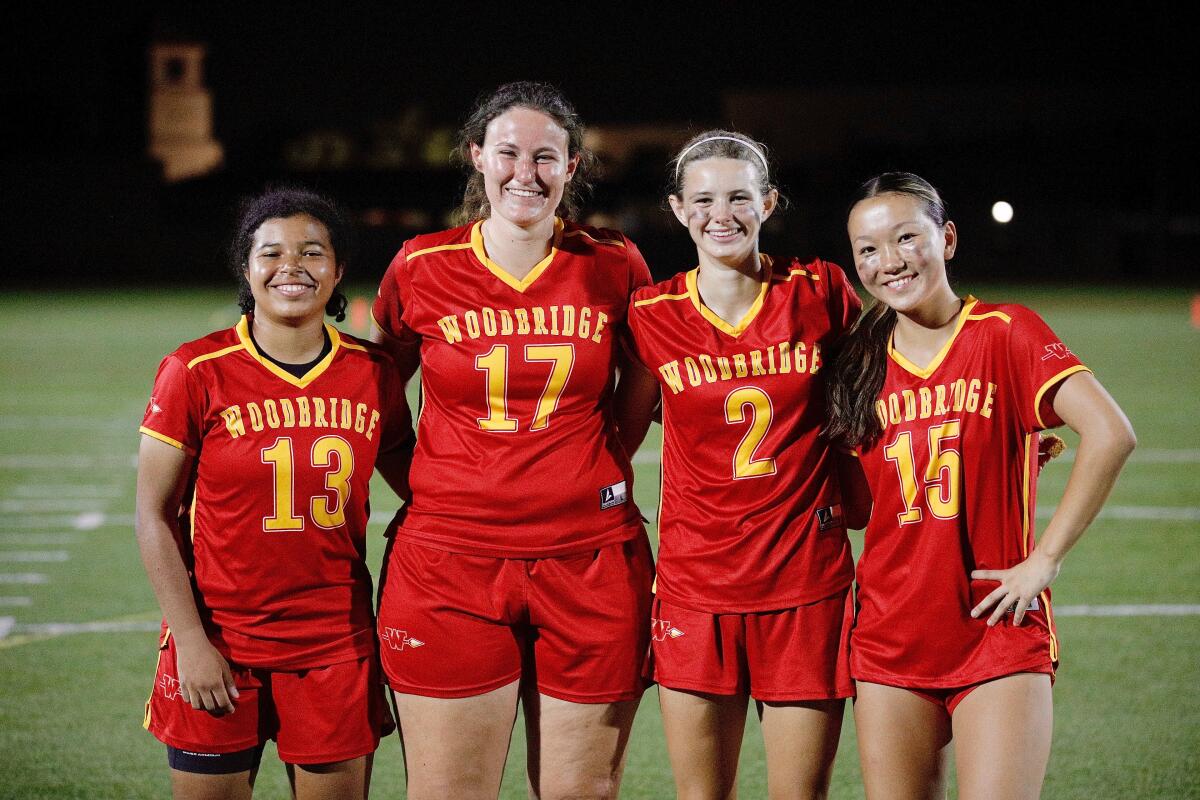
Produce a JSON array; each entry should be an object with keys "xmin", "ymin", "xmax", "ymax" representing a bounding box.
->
[
  {"xmin": 229, "ymin": 186, "xmax": 351, "ymax": 322},
  {"xmin": 453, "ymin": 81, "xmax": 595, "ymax": 224},
  {"xmin": 825, "ymin": 172, "xmax": 949, "ymax": 448}
]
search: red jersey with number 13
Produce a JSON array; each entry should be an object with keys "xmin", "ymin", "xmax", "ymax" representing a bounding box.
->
[
  {"xmin": 139, "ymin": 317, "xmax": 412, "ymax": 670},
  {"xmin": 627, "ymin": 256, "xmax": 861, "ymax": 612},
  {"xmin": 852, "ymin": 298, "xmax": 1090, "ymax": 687},
  {"xmin": 372, "ymin": 219, "xmax": 652, "ymax": 557}
]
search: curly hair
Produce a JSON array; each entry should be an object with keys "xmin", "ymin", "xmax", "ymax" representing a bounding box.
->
[{"xmin": 229, "ymin": 186, "xmax": 352, "ymax": 322}]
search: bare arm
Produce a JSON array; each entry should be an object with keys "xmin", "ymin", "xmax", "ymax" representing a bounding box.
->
[
  {"xmin": 835, "ymin": 450, "xmax": 872, "ymax": 531},
  {"xmin": 971, "ymin": 372, "xmax": 1136, "ymax": 625},
  {"xmin": 135, "ymin": 435, "xmax": 238, "ymax": 714},
  {"xmin": 613, "ymin": 355, "xmax": 661, "ymax": 460}
]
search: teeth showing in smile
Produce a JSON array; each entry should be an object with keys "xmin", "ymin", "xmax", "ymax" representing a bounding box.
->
[
  {"xmin": 705, "ymin": 227, "xmax": 741, "ymax": 241},
  {"xmin": 507, "ymin": 188, "xmax": 542, "ymax": 198},
  {"xmin": 271, "ymin": 283, "xmax": 314, "ymax": 296},
  {"xmin": 885, "ymin": 275, "xmax": 914, "ymax": 290}
]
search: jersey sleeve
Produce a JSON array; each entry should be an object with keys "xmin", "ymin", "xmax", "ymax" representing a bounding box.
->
[
  {"xmin": 625, "ymin": 237, "xmax": 654, "ymax": 294},
  {"xmin": 139, "ymin": 354, "xmax": 204, "ymax": 455},
  {"xmin": 824, "ymin": 260, "xmax": 863, "ymax": 337},
  {"xmin": 378, "ymin": 360, "xmax": 417, "ymax": 455},
  {"xmin": 1006, "ymin": 305, "xmax": 1091, "ymax": 431},
  {"xmin": 372, "ymin": 246, "xmax": 423, "ymax": 381}
]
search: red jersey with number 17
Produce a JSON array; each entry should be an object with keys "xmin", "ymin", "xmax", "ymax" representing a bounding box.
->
[
  {"xmin": 851, "ymin": 298, "xmax": 1090, "ymax": 687},
  {"xmin": 626, "ymin": 256, "xmax": 862, "ymax": 612},
  {"xmin": 139, "ymin": 317, "xmax": 412, "ymax": 670},
  {"xmin": 372, "ymin": 218, "xmax": 652, "ymax": 557}
]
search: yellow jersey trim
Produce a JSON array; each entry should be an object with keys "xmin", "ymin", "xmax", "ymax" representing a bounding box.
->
[
  {"xmin": 562, "ymin": 228, "xmax": 626, "ymax": 247},
  {"xmin": 772, "ymin": 266, "xmax": 821, "ymax": 282},
  {"xmin": 470, "ymin": 218, "xmax": 564, "ymax": 293},
  {"xmin": 1033, "ymin": 365, "xmax": 1091, "ymax": 429},
  {"xmin": 887, "ymin": 296, "xmax": 978, "ymax": 378},
  {"xmin": 685, "ymin": 258, "xmax": 771, "ymax": 338},
  {"xmin": 406, "ymin": 242, "xmax": 474, "ymax": 261},
  {"xmin": 340, "ymin": 339, "xmax": 368, "ymax": 353},
  {"xmin": 965, "ymin": 309, "xmax": 1012, "ymax": 324},
  {"xmin": 235, "ymin": 316, "xmax": 342, "ymax": 389},
  {"xmin": 633, "ymin": 292, "xmax": 690, "ymax": 308},
  {"xmin": 139, "ymin": 427, "xmax": 188, "ymax": 453},
  {"xmin": 186, "ymin": 344, "xmax": 244, "ymax": 370}
]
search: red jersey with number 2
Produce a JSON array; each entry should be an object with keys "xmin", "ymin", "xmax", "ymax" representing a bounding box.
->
[
  {"xmin": 852, "ymin": 298, "xmax": 1090, "ymax": 687},
  {"xmin": 372, "ymin": 219, "xmax": 652, "ymax": 557},
  {"xmin": 626, "ymin": 256, "xmax": 861, "ymax": 612},
  {"xmin": 139, "ymin": 317, "xmax": 412, "ymax": 670}
]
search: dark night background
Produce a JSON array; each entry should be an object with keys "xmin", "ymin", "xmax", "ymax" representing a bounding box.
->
[{"xmin": 4, "ymin": 5, "xmax": 1196, "ymax": 288}]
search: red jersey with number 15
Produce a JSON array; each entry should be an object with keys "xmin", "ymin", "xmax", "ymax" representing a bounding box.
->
[
  {"xmin": 851, "ymin": 298, "xmax": 1090, "ymax": 687},
  {"xmin": 372, "ymin": 218, "xmax": 652, "ymax": 557},
  {"xmin": 627, "ymin": 256, "xmax": 862, "ymax": 612},
  {"xmin": 139, "ymin": 317, "xmax": 412, "ymax": 670}
]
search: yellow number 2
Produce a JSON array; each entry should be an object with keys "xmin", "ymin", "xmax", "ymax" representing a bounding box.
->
[
  {"xmin": 724, "ymin": 387, "xmax": 777, "ymax": 479},
  {"xmin": 260, "ymin": 435, "xmax": 355, "ymax": 532}
]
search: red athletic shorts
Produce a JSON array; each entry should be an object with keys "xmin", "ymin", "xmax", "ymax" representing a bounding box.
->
[
  {"xmin": 892, "ymin": 667, "xmax": 1056, "ymax": 715},
  {"xmin": 143, "ymin": 631, "xmax": 392, "ymax": 765},
  {"xmin": 650, "ymin": 588, "xmax": 853, "ymax": 701},
  {"xmin": 377, "ymin": 534, "xmax": 654, "ymax": 703}
]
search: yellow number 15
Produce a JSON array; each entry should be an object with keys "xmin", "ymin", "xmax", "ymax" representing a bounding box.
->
[{"xmin": 882, "ymin": 420, "xmax": 962, "ymax": 525}]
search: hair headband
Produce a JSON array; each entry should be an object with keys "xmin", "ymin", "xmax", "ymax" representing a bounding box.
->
[{"xmin": 674, "ymin": 136, "xmax": 769, "ymax": 181}]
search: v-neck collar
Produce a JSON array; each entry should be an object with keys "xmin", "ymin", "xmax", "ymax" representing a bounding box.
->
[
  {"xmin": 470, "ymin": 217, "xmax": 564, "ymax": 293},
  {"xmin": 887, "ymin": 296, "xmax": 978, "ymax": 379},
  {"xmin": 685, "ymin": 255, "xmax": 773, "ymax": 338},
  {"xmin": 236, "ymin": 316, "xmax": 342, "ymax": 389}
]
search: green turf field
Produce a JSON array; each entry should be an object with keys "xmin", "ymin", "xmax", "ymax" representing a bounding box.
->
[{"xmin": 1, "ymin": 285, "xmax": 1197, "ymax": 799}]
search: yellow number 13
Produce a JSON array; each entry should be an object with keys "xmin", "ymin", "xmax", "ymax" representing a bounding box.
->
[{"xmin": 260, "ymin": 435, "xmax": 355, "ymax": 532}]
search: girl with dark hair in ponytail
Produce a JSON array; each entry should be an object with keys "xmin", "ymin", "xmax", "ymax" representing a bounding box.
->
[
  {"xmin": 827, "ymin": 172, "xmax": 1135, "ymax": 800},
  {"xmin": 136, "ymin": 187, "xmax": 414, "ymax": 798}
]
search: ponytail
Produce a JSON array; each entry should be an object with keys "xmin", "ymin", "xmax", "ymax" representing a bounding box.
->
[{"xmin": 825, "ymin": 300, "xmax": 897, "ymax": 448}]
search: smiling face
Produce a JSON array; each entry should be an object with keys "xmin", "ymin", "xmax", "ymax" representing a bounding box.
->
[
  {"xmin": 848, "ymin": 192, "xmax": 958, "ymax": 318},
  {"xmin": 669, "ymin": 157, "xmax": 778, "ymax": 268},
  {"xmin": 244, "ymin": 214, "xmax": 341, "ymax": 326},
  {"xmin": 469, "ymin": 106, "xmax": 579, "ymax": 230}
]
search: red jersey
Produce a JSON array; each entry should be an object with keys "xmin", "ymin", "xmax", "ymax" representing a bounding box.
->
[
  {"xmin": 851, "ymin": 298, "xmax": 1090, "ymax": 687},
  {"xmin": 139, "ymin": 317, "xmax": 412, "ymax": 670},
  {"xmin": 372, "ymin": 218, "xmax": 652, "ymax": 557},
  {"xmin": 626, "ymin": 256, "xmax": 862, "ymax": 612}
]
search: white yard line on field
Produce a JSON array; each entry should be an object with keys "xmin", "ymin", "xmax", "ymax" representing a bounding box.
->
[
  {"xmin": 9, "ymin": 484, "xmax": 123, "ymax": 498},
  {"xmin": 0, "ymin": 551, "xmax": 70, "ymax": 563},
  {"xmin": 0, "ymin": 574, "xmax": 48, "ymax": 584},
  {"xmin": 1057, "ymin": 448, "xmax": 1200, "ymax": 464},
  {"xmin": 1036, "ymin": 505, "xmax": 1200, "ymax": 522},
  {"xmin": 0, "ymin": 617, "xmax": 14, "ymax": 639},
  {"xmin": 1055, "ymin": 604, "xmax": 1200, "ymax": 616},
  {"xmin": 0, "ymin": 499, "xmax": 109, "ymax": 513},
  {"xmin": 0, "ymin": 512, "xmax": 126, "ymax": 531},
  {"xmin": 0, "ymin": 533, "xmax": 82, "ymax": 545},
  {"xmin": 0, "ymin": 597, "xmax": 32, "ymax": 606},
  {"xmin": 0, "ymin": 415, "xmax": 133, "ymax": 430},
  {"xmin": 0, "ymin": 455, "xmax": 134, "ymax": 470}
]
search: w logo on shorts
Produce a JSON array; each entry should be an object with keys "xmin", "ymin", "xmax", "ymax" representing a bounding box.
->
[
  {"xmin": 651, "ymin": 618, "xmax": 684, "ymax": 642},
  {"xmin": 381, "ymin": 626, "xmax": 425, "ymax": 652},
  {"xmin": 159, "ymin": 674, "xmax": 185, "ymax": 701}
]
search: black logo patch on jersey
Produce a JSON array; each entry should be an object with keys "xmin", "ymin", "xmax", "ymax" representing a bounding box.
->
[
  {"xmin": 599, "ymin": 480, "xmax": 628, "ymax": 510},
  {"xmin": 816, "ymin": 504, "xmax": 844, "ymax": 532}
]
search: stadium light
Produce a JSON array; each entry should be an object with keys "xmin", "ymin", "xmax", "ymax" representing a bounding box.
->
[{"xmin": 992, "ymin": 201, "xmax": 1014, "ymax": 224}]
